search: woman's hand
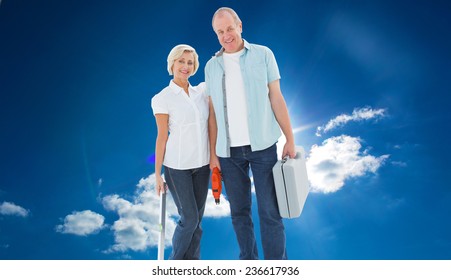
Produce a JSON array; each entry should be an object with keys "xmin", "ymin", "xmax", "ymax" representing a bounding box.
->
[
  {"xmin": 156, "ymin": 174, "xmax": 167, "ymax": 196},
  {"xmin": 210, "ymin": 154, "xmax": 221, "ymax": 171}
]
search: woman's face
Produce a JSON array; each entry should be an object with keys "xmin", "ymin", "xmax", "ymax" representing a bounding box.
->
[{"xmin": 172, "ymin": 51, "xmax": 195, "ymax": 80}]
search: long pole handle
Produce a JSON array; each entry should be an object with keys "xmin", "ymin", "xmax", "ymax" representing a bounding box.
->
[{"xmin": 157, "ymin": 190, "xmax": 166, "ymax": 260}]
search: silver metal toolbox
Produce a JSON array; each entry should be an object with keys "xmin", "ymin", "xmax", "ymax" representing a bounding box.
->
[{"xmin": 272, "ymin": 146, "xmax": 310, "ymax": 218}]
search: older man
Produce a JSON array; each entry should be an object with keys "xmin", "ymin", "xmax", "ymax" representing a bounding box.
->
[{"xmin": 205, "ymin": 7, "xmax": 296, "ymax": 260}]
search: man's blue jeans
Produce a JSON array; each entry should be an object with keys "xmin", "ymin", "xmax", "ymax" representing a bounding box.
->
[
  {"xmin": 219, "ymin": 144, "xmax": 287, "ymax": 260},
  {"xmin": 164, "ymin": 164, "xmax": 210, "ymax": 260}
]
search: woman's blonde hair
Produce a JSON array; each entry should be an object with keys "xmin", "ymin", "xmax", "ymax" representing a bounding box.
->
[{"xmin": 167, "ymin": 44, "xmax": 199, "ymax": 76}]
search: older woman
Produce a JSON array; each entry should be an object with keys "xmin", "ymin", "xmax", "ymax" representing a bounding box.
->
[{"xmin": 151, "ymin": 44, "xmax": 210, "ymax": 260}]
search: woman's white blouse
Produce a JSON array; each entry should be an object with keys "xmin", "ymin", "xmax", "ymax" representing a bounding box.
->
[{"xmin": 151, "ymin": 81, "xmax": 209, "ymax": 170}]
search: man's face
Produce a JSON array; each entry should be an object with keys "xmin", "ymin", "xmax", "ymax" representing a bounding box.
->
[{"xmin": 213, "ymin": 12, "xmax": 243, "ymax": 53}]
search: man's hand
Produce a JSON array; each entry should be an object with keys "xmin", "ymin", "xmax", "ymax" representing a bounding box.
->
[{"xmin": 282, "ymin": 139, "xmax": 296, "ymax": 159}]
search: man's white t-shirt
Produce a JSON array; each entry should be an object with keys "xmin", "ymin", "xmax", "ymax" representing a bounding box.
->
[{"xmin": 223, "ymin": 49, "xmax": 251, "ymax": 147}]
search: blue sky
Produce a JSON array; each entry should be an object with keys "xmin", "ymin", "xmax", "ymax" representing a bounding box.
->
[{"xmin": 1, "ymin": 0, "xmax": 450, "ymax": 260}]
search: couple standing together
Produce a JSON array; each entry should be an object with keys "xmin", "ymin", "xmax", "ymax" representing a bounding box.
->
[{"xmin": 151, "ymin": 7, "xmax": 296, "ymax": 260}]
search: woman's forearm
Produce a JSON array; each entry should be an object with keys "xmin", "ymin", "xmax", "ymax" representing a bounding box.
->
[{"xmin": 155, "ymin": 135, "xmax": 167, "ymax": 176}]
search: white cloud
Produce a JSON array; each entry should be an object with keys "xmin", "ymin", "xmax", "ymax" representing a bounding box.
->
[
  {"xmin": 391, "ymin": 161, "xmax": 407, "ymax": 167},
  {"xmin": 204, "ymin": 190, "xmax": 230, "ymax": 218},
  {"xmin": 316, "ymin": 107, "xmax": 386, "ymax": 136},
  {"xmin": 102, "ymin": 174, "xmax": 230, "ymax": 253},
  {"xmin": 306, "ymin": 135, "xmax": 389, "ymax": 193},
  {"xmin": 0, "ymin": 201, "xmax": 29, "ymax": 217},
  {"xmin": 56, "ymin": 210, "xmax": 105, "ymax": 236}
]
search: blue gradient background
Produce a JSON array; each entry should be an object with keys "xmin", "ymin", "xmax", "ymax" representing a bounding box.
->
[{"xmin": 1, "ymin": 0, "xmax": 450, "ymax": 259}]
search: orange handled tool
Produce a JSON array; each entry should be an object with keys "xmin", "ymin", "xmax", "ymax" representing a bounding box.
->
[{"xmin": 211, "ymin": 167, "xmax": 222, "ymax": 205}]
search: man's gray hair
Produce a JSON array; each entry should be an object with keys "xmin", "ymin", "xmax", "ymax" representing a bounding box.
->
[{"xmin": 212, "ymin": 7, "xmax": 242, "ymax": 27}]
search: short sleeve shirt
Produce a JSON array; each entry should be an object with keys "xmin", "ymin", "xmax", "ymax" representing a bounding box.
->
[
  {"xmin": 205, "ymin": 40, "xmax": 282, "ymax": 157},
  {"xmin": 151, "ymin": 81, "xmax": 209, "ymax": 169}
]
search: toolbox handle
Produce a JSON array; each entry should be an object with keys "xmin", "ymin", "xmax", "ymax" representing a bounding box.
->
[{"xmin": 282, "ymin": 146, "xmax": 305, "ymax": 163}]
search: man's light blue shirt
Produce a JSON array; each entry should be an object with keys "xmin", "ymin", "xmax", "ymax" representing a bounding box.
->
[{"xmin": 205, "ymin": 39, "xmax": 282, "ymax": 157}]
